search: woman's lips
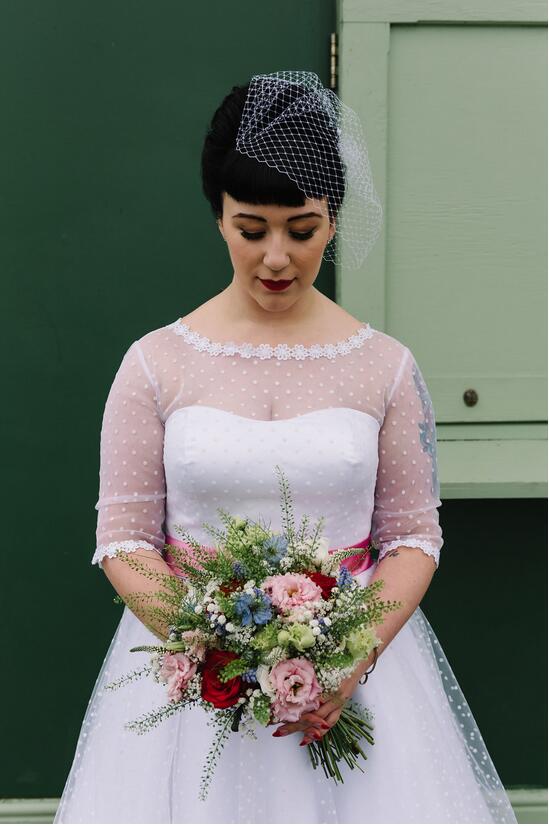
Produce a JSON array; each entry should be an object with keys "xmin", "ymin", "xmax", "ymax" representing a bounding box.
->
[{"xmin": 260, "ymin": 278, "xmax": 294, "ymax": 292}]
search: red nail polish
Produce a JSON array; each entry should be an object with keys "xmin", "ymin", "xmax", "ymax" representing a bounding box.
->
[{"xmin": 272, "ymin": 730, "xmax": 282, "ymax": 737}]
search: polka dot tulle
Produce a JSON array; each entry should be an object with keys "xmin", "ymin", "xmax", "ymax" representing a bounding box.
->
[
  {"xmin": 92, "ymin": 318, "xmax": 444, "ymax": 571},
  {"xmin": 54, "ymin": 319, "xmax": 517, "ymax": 823}
]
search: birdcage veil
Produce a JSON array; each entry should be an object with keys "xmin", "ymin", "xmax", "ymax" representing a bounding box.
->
[{"xmin": 235, "ymin": 70, "xmax": 383, "ymax": 269}]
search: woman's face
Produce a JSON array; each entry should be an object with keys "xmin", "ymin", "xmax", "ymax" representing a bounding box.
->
[{"xmin": 217, "ymin": 192, "xmax": 335, "ymax": 312}]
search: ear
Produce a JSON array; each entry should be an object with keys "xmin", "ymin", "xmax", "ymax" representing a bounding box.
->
[{"xmin": 217, "ymin": 218, "xmax": 226, "ymax": 242}]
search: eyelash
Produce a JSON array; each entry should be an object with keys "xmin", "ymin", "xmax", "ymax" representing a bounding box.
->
[{"xmin": 240, "ymin": 230, "xmax": 315, "ymax": 242}]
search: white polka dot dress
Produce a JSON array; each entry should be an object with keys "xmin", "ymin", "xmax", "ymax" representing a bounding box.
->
[{"xmin": 53, "ymin": 318, "xmax": 517, "ymax": 824}]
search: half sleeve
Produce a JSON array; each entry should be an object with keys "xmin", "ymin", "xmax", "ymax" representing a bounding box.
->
[
  {"xmin": 91, "ymin": 340, "xmax": 167, "ymax": 570},
  {"xmin": 371, "ymin": 346, "xmax": 443, "ymax": 568}
]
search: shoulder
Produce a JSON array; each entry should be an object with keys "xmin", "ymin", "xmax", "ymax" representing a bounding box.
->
[
  {"xmin": 128, "ymin": 318, "xmax": 181, "ymax": 359},
  {"xmin": 110, "ymin": 320, "xmax": 180, "ymax": 389},
  {"xmin": 368, "ymin": 326, "xmax": 412, "ymax": 367}
]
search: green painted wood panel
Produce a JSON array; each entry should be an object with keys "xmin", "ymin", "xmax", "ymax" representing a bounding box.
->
[
  {"xmin": 336, "ymin": 0, "xmax": 546, "ymax": 421},
  {"xmin": 0, "ymin": 0, "xmax": 337, "ymax": 801},
  {"xmin": 336, "ymin": 0, "xmax": 547, "ymax": 491}
]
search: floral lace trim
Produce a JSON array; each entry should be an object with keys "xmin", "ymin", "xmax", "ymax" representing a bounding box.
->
[
  {"xmin": 91, "ymin": 540, "xmax": 161, "ymax": 569},
  {"xmin": 171, "ymin": 319, "xmax": 374, "ymax": 360},
  {"xmin": 376, "ymin": 539, "xmax": 440, "ymax": 568}
]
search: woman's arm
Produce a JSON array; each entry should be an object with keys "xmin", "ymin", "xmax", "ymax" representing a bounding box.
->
[
  {"xmin": 272, "ymin": 547, "xmax": 438, "ymax": 741},
  {"xmin": 92, "ymin": 338, "xmax": 173, "ymax": 640},
  {"xmin": 346, "ymin": 545, "xmax": 437, "ymax": 679},
  {"xmin": 102, "ymin": 548, "xmax": 176, "ymax": 641},
  {"xmin": 278, "ymin": 344, "xmax": 444, "ymax": 742}
]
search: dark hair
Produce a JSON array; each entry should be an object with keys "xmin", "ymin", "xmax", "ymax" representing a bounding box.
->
[{"xmin": 200, "ymin": 82, "xmax": 344, "ymax": 224}]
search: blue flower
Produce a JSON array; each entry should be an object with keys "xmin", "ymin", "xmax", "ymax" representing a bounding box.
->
[
  {"xmin": 337, "ymin": 567, "xmax": 354, "ymax": 589},
  {"xmin": 234, "ymin": 593, "xmax": 254, "ymax": 625},
  {"xmin": 263, "ymin": 534, "xmax": 288, "ymax": 565},
  {"xmin": 232, "ymin": 561, "xmax": 247, "ymax": 579},
  {"xmin": 234, "ymin": 591, "xmax": 273, "ymax": 627},
  {"xmin": 252, "ymin": 594, "xmax": 273, "ymax": 626},
  {"xmin": 242, "ymin": 668, "xmax": 258, "ymax": 683}
]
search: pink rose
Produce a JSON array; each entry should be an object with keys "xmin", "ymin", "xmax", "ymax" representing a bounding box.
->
[
  {"xmin": 261, "ymin": 573, "xmax": 323, "ymax": 611},
  {"xmin": 180, "ymin": 629, "xmax": 207, "ymax": 662},
  {"xmin": 270, "ymin": 657, "xmax": 322, "ymax": 723},
  {"xmin": 159, "ymin": 652, "xmax": 197, "ymax": 703}
]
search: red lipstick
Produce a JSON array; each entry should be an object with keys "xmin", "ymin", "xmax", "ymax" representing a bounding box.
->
[{"xmin": 260, "ymin": 278, "xmax": 294, "ymax": 292}]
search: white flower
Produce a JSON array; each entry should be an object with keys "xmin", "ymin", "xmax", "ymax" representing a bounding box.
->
[
  {"xmin": 194, "ymin": 605, "xmax": 203, "ymax": 614},
  {"xmin": 217, "ymin": 615, "xmax": 226, "ymax": 625},
  {"xmin": 256, "ymin": 664, "xmax": 276, "ymax": 700},
  {"xmin": 323, "ymin": 617, "xmax": 332, "ymax": 627},
  {"xmin": 252, "ymin": 688, "xmax": 261, "ymax": 698},
  {"xmin": 225, "ymin": 622, "xmax": 235, "ymax": 632},
  {"xmin": 312, "ymin": 627, "xmax": 321, "ymax": 636},
  {"xmin": 313, "ymin": 536, "xmax": 331, "ymax": 564},
  {"xmin": 207, "ymin": 602, "xmax": 218, "ymax": 613}
]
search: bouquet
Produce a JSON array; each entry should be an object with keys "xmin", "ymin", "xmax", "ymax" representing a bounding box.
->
[{"xmin": 105, "ymin": 466, "xmax": 402, "ymax": 801}]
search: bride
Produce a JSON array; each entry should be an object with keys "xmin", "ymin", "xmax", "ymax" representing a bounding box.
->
[{"xmin": 54, "ymin": 71, "xmax": 517, "ymax": 823}]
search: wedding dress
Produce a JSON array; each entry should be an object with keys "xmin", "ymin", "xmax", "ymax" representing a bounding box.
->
[{"xmin": 53, "ymin": 317, "xmax": 517, "ymax": 824}]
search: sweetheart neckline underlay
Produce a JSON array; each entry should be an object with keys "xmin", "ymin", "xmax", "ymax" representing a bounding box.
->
[{"xmin": 163, "ymin": 404, "xmax": 381, "ymax": 429}]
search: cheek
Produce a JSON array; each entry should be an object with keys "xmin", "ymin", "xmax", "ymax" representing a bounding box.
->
[
  {"xmin": 298, "ymin": 236, "xmax": 326, "ymax": 264},
  {"xmin": 230, "ymin": 238, "xmax": 259, "ymax": 264}
]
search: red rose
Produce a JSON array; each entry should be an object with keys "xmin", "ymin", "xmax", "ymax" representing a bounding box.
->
[
  {"xmin": 218, "ymin": 578, "xmax": 241, "ymax": 596},
  {"xmin": 303, "ymin": 570, "xmax": 337, "ymax": 600},
  {"xmin": 201, "ymin": 649, "xmax": 243, "ymax": 709}
]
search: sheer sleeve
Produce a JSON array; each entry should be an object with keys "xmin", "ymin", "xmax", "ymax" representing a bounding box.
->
[
  {"xmin": 91, "ymin": 340, "xmax": 166, "ymax": 570},
  {"xmin": 371, "ymin": 346, "xmax": 443, "ymax": 568}
]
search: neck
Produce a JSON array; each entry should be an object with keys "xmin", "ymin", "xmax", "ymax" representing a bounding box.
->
[{"xmin": 218, "ymin": 279, "xmax": 325, "ymax": 332}]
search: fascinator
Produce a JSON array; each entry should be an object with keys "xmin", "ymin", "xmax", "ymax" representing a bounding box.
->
[{"xmin": 235, "ymin": 70, "xmax": 383, "ymax": 268}]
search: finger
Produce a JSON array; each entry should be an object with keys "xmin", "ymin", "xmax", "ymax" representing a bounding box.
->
[
  {"xmin": 272, "ymin": 724, "xmax": 298, "ymax": 736},
  {"xmin": 274, "ymin": 718, "xmax": 325, "ymax": 735},
  {"xmin": 324, "ymin": 708, "xmax": 342, "ymax": 727},
  {"xmin": 300, "ymin": 729, "xmax": 326, "ymax": 746},
  {"xmin": 303, "ymin": 725, "xmax": 328, "ymax": 741},
  {"xmin": 301, "ymin": 712, "xmax": 331, "ymax": 729}
]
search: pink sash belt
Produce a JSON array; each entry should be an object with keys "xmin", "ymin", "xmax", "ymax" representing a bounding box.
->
[{"xmin": 164, "ymin": 531, "xmax": 375, "ymax": 578}]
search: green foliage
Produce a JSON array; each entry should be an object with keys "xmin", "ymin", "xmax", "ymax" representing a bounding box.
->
[
  {"xmin": 251, "ymin": 694, "xmax": 271, "ymax": 726},
  {"xmin": 276, "ymin": 464, "xmax": 297, "ymax": 546},
  {"xmin": 218, "ymin": 658, "xmax": 248, "ymax": 682},
  {"xmin": 322, "ymin": 650, "xmax": 355, "ymax": 669},
  {"xmin": 250, "ymin": 621, "xmax": 280, "ymax": 653}
]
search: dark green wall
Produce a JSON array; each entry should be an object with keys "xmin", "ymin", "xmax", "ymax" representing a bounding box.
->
[{"xmin": 1, "ymin": 0, "xmax": 545, "ymax": 799}]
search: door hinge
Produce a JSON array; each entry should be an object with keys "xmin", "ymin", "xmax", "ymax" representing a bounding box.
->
[{"xmin": 330, "ymin": 32, "xmax": 338, "ymax": 90}]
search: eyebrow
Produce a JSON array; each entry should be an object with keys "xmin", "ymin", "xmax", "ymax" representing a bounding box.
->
[{"xmin": 231, "ymin": 211, "xmax": 323, "ymax": 223}]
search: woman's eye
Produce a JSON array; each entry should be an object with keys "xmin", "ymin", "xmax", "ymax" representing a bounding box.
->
[
  {"xmin": 240, "ymin": 230, "xmax": 315, "ymax": 241},
  {"xmin": 240, "ymin": 231, "xmax": 264, "ymax": 240},
  {"xmin": 291, "ymin": 230, "xmax": 315, "ymax": 240}
]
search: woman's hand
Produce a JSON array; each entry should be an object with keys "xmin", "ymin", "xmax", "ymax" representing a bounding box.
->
[{"xmin": 271, "ymin": 669, "xmax": 362, "ymax": 746}]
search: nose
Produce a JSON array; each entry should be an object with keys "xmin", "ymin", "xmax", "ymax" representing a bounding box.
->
[{"xmin": 262, "ymin": 236, "xmax": 291, "ymax": 270}]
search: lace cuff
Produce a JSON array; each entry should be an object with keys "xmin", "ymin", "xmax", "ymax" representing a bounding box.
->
[
  {"xmin": 91, "ymin": 540, "xmax": 162, "ymax": 570},
  {"xmin": 376, "ymin": 539, "xmax": 440, "ymax": 568}
]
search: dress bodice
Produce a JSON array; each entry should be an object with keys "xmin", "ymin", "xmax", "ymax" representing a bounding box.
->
[{"xmin": 91, "ymin": 317, "xmax": 443, "ymax": 570}]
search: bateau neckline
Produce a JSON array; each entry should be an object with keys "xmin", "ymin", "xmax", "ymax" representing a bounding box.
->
[{"xmin": 169, "ymin": 318, "xmax": 375, "ymax": 360}]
